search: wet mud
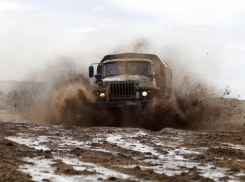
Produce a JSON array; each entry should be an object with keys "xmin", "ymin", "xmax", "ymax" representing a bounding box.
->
[{"xmin": 1, "ymin": 122, "xmax": 245, "ymax": 181}]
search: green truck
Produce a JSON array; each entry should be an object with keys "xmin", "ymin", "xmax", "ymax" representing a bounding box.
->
[{"xmin": 89, "ymin": 53, "xmax": 172, "ymax": 108}]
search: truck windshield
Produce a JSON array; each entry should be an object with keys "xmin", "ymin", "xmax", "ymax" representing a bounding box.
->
[{"xmin": 104, "ymin": 62, "xmax": 151, "ymax": 76}]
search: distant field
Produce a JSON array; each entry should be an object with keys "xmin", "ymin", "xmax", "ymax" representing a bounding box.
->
[
  {"xmin": 0, "ymin": 80, "xmax": 47, "ymax": 94},
  {"xmin": 0, "ymin": 110, "xmax": 25, "ymax": 123}
]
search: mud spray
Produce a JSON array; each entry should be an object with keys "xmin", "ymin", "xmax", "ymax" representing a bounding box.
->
[{"xmin": 6, "ymin": 40, "xmax": 245, "ymax": 132}]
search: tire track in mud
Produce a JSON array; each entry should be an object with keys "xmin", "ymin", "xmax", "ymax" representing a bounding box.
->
[{"xmin": 2, "ymin": 122, "xmax": 245, "ymax": 181}]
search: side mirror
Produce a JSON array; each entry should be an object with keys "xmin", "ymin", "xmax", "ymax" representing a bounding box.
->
[
  {"xmin": 89, "ymin": 66, "xmax": 94, "ymax": 77},
  {"xmin": 95, "ymin": 74, "xmax": 103, "ymax": 86},
  {"xmin": 94, "ymin": 74, "xmax": 102, "ymax": 80}
]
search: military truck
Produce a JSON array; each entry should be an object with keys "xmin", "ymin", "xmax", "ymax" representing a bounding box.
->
[{"xmin": 89, "ymin": 53, "xmax": 172, "ymax": 108}]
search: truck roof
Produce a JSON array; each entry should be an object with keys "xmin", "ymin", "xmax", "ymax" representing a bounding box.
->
[
  {"xmin": 103, "ymin": 58, "xmax": 152, "ymax": 64},
  {"xmin": 100, "ymin": 53, "xmax": 169, "ymax": 67}
]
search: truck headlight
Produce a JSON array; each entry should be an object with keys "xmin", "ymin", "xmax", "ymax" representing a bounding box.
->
[
  {"xmin": 142, "ymin": 91, "xmax": 147, "ymax": 97},
  {"xmin": 100, "ymin": 93, "xmax": 105, "ymax": 97}
]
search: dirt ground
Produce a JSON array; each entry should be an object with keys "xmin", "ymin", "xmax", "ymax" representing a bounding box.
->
[{"xmin": 1, "ymin": 110, "xmax": 245, "ymax": 182}]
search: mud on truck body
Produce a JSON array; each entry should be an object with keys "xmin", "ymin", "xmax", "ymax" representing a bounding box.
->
[{"xmin": 89, "ymin": 53, "xmax": 172, "ymax": 108}]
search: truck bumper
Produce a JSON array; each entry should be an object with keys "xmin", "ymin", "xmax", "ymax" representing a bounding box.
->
[{"xmin": 91, "ymin": 100, "xmax": 152, "ymax": 109}]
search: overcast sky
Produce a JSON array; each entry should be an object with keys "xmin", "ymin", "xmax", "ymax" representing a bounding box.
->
[{"xmin": 0, "ymin": 0, "xmax": 244, "ymax": 99}]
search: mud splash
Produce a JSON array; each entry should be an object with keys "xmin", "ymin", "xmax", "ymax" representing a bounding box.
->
[
  {"xmin": 4, "ymin": 40, "xmax": 245, "ymax": 132},
  {"xmin": 6, "ymin": 70, "xmax": 114, "ymax": 127},
  {"xmin": 45, "ymin": 72, "xmax": 115, "ymax": 127},
  {"xmin": 5, "ymin": 68, "xmax": 244, "ymax": 132}
]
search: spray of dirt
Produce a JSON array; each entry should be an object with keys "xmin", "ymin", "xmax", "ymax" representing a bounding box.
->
[
  {"xmin": 5, "ymin": 39, "xmax": 245, "ymax": 132},
  {"xmin": 112, "ymin": 39, "xmax": 244, "ymax": 131},
  {"xmin": 44, "ymin": 71, "xmax": 115, "ymax": 127},
  {"xmin": 113, "ymin": 38, "xmax": 151, "ymax": 54},
  {"xmin": 5, "ymin": 68, "xmax": 116, "ymax": 127}
]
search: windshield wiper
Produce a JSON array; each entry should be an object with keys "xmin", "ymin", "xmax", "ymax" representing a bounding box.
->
[
  {"xmin": 106, "ymin": 66, "xmax": 113, "ymax": 76},
  {"xmin": 140, "ymin": 66, "xmax": 148, "ymax": 75}
]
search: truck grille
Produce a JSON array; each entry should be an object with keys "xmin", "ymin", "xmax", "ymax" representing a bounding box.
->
[{"xmin": 110, "ymin": 82, "xmax": 135, "ymax": 98}]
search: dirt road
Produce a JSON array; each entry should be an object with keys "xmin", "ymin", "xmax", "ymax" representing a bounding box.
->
[{"xmin": 1, "ymin": 120, "xmax": 245, "ymax": 182}]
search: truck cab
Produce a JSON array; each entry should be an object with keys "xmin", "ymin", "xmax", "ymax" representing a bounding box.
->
[{"xmin": 89, "ymin": 53, "xmax": 172, "ymax": 108}]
